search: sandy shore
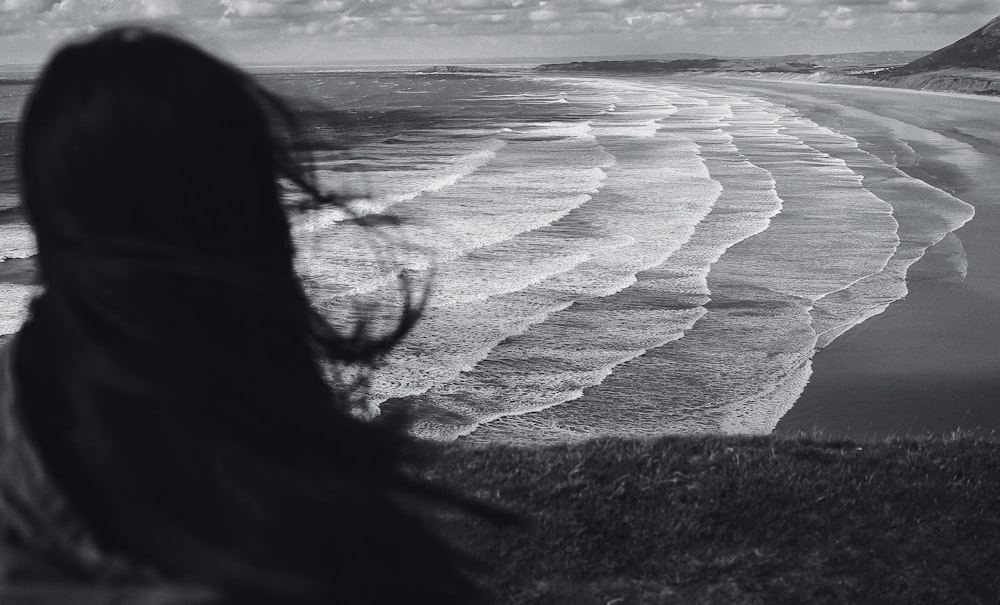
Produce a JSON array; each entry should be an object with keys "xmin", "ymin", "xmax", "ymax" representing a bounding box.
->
[{"xmin": 685, "ymin": 78, "xmax": 1000, "ymax": 439}]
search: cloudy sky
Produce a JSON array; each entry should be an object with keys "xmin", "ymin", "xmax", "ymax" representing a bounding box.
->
[{"xmin": 2, "ymin": 0, "xmax": 999, "ymax": 66}]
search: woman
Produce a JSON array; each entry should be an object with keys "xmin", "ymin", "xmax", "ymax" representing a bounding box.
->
[{"xmin": 0, "ymin": 26, "xmax": 491, "ymax": 604}]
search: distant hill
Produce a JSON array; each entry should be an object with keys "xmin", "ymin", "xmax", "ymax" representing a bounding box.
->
[
  {"xmin": 418, "ymin": 66, "xmax": 495, "ymax": 74},
  {"xmin": 533, "ymin": 52, "xmax": 927, "ymax": 77},
  {"xmin": 531, "ymin": 22, "xmax": 1000, "ymax": 98},
  {"xmin": 771, "ymin": 51, "xmax": 926, "ymax": 69},
  {"xmin": 637, "ymin": 53, "xmax": 717, "ymax": 61},
  {"xmin": 532, "ymin": 54, "xmax": 908, "ymax": 76},
  {"xmin": 535, "ymin": 58, "xmax": 726, "ymax": 74},
  {"xmin": 890, "ymin": 15, "xmax": 1000, "ymax": 75}
]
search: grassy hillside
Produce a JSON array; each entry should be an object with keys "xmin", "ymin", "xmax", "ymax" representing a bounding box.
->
[
  {"xmin": 890, "ymin": 15, "xmax": 1000, "ymax": 75},
  {"xmin": 430, "ymin": 434, "xmax": 1000, "ymax": 604}
]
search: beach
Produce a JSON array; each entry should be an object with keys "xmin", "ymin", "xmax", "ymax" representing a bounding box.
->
[
  {"xmin": 682, "ymin": 78, "xmax": 1000, "ymax": 439},
  {"xmin": 1, "ymin": 72, "xmax": 999, "ymax": 440}
]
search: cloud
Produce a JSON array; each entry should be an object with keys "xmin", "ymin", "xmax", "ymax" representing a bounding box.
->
[
  {"xmin": 727, "ymin": 4, "xmax": 792, "ymax": 20},
  {"xmin": 528, "ymin": 8, "xmax": 558, "ymax": 21},
  {"xmin": 5, "ymin": 0, "xmax": 999, "ymax": 32},
  {"xmin": 888, "ymin": 0, "xmax": 995, "ymax": 14},
  {"xmin": 1, "ymin": 0, "xmax": 56, "ymax": 12},
  {"xmin": 2, "ymin": 0, "xmax": 1000, "ymax": 64},
  {"xmin": 821, "ymin": 5, "xmax": 855, "ymax": 28}
]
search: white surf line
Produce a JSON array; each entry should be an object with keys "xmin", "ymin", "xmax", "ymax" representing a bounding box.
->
[
  {"xmin": 474, "ymin": 168, "xmax": 792, "ymax": 442},
  {"xmin": 638, "ymin": 92, "xmax": 783, "ymax": 306},
  {"xmin": 756, "ymin": 100, "xmax": 975, "ymax": 349},
  {"xmin": 694, "ymin": 84, "xmax": 979, "ymax": 279},
  {"xmin": 338, "ymin": 85, "xmax": 647, "ymax": 404},
  {"xmin": 704, "ymin": 80, "xmax": 992, "ymax": 184},
  {"xmin": 438, "ymin": 310, "xmax": 708, "ymax": 443},
  {"xmin": 292, "ymin": 137, "xmax": 508, "ymax": 234},
  {"xmin": 723, "ymin": 92, "xmax": 900, "ymax": 302},
  {"xmin": 364, "ymin": 132, "xmax": 614, "ymax": 300},
  {"xmin": 708, "ymin": 93, "xmax": 824, "ymax": 430},
  {"xmin": 0, "ymin": 282, "xmax": 37, "ymax": 337},
  {"xmin": 0, "ymin": 193, "xmax": 20, "ymax": 210},
  {"xmin": 402, "ymin": 86, "xmax": 723, "ymax": 439},
  {"xmin": 598, "ymin": 92, "xmax": 809, "ymax": 439},
  {"xmin": 648, "ymin": 87, "xmax": 897, "ymax": 436},
  {"xmin": 0, "ymin": 224, "xmax": 36, "ymax": 262},
  {"xmin": 710, "ymin": 155, "xmax": 821, "ymax": 436},
  {"xmin": 716, "ymin": 89, "xmax": 976, "ymax": 434},
  {"xmin": 403, "ymin": 87, "xmax": 670, "ymax": 303},
  {"xmin": 368, "ymin": 299, "xmax": 579, "ymax": 407},
  {"xmin": 719, "ymin": 357, "xmax": 815, "ymax": 434},
  {"xmin": 297, "ymin": 121, "xmax": 614, "ymax": 297},
  {"xmin": 742, "ymin": 96, "xmax": 901, "ymax": 299},
  {"xmin": 456, "ymin": 89, "xmax": 792, "ymax": 444},
  {"xmin": 634, "ymin": 80, "xmax": 973, "ymax": 438},
  {"xmin": 361, "ymin": 133, "xmax": 626, "ymax": 402},
  {"xmin": 0, "ymin": 194, "xmax": 36, "ymax": 266}
]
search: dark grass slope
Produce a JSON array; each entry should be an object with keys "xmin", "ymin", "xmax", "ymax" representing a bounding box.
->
[{"xmin": 429, "ymin": 435, "xmax": 1000, "ymax": 604}]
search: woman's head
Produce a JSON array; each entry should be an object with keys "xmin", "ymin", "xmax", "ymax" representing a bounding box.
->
[
  {"xmin": 20, "ymin": 26, "xmax": 294, "ymax": 276},
  {"xmin": 12, "ymin": 26, "xmax": 488, "ymax": 604}
]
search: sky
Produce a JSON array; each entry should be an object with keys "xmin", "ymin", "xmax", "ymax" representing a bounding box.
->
[{"xmin": 2, "ymin": 0, "xmax": 999, "ymax": 66}]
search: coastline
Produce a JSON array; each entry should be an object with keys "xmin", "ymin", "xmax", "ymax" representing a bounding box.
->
[
  {"xmin": 695, "ymin": 69, "xmax": 1000, "ymax": 100},
  {"xmin": 682, "ymin": 78, "xmax": 1000, "ymax": 439},
  {"xmin": 3, "ymin": 75, "xmax": 999, "ymax": 439}
]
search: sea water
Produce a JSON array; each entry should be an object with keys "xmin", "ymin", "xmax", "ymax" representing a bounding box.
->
[{"xmin": 0, "ymin": 70, "xmax": 974, "ymax": 443}]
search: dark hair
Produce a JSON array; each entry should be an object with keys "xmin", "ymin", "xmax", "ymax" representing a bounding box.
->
[{"xmin": 14, "ymin": 25, "xmax": 487, "ymax": 603}]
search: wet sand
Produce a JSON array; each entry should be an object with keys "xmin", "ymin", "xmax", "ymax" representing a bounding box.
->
[{"xmin": 690, "ymin": 78, "xmax": 1000, "ymax": 439}]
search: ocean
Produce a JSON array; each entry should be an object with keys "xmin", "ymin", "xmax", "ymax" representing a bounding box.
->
[{"xmin": 0, "ymin": 70, "xmax": 975, "ymax": 444}]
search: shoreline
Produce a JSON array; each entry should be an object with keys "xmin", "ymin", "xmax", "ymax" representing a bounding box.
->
[
  {"xmin": 3, "ymin": 76, "xmax": 999, "ymax": 440},
  {"xmin": 687, "ymin": 78, "xmax": 1000, "ymax": 439},
  {"xmin": 697, "ymin": 72, "xmax": 1000, "ymax": 104}
]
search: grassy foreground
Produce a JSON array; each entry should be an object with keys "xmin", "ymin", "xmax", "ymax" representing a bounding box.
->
[{"xmin": 427, "ymin": 434, "xmax": 1000, "ymax": 604}]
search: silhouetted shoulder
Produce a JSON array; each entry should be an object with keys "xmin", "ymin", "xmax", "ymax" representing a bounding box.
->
[{"xmin": 0, "ymin": 340, "xmax": 219, "ymax": 603}]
